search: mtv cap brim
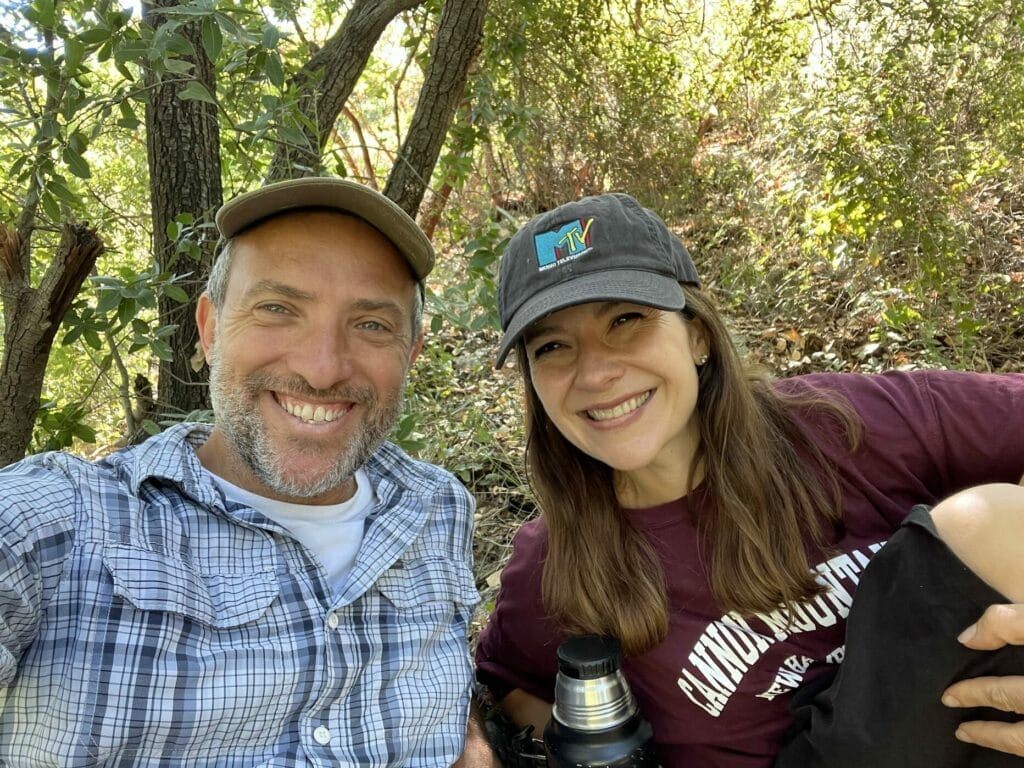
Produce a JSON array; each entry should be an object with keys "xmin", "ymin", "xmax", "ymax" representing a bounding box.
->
[
  {"xmin": 494, "ymin": 269, "xmax": 686, "ymax": 368},
  {"xmin": 215, "ymin": 178, "xmax": 434, "ymax": 280}
]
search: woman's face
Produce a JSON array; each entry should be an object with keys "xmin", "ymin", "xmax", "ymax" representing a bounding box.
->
[{"xmin": 524, "ymin": 300, "xmax": 706, "ymax": 490}]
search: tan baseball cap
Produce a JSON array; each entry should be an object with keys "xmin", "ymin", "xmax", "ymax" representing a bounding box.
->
[{"xmin": 215, "ymin": 177, "xmax": 435, "ymax": 280}]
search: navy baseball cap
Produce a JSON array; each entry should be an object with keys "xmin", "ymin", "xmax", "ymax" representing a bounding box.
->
[{"xmin": 495, "ymin": 193, "xmax": 700, "ymax": 367}]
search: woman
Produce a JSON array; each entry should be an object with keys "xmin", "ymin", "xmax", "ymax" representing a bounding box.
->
[{"xmin": 474, "ymin": 193, "xmax": 1024, "ymax": 767}]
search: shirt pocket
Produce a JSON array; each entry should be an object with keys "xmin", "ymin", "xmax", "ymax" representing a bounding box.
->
[
  {"xmin": 103, "ymin": 544, "xmax": 279, "ymax": 628},
  {"xmin": 376, "ymin": 556, "xmax": 479, "ymax": 611}
]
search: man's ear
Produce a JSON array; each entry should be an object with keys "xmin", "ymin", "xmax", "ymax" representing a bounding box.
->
[
  {"xmin": 196, "ymin": 293, "xmax": 216, "ymax": 357},
  {"xmin": 409, "ymin": 330, "xmax": 425, "ymax": 368}
]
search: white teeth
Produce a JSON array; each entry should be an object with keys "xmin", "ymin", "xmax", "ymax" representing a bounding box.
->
[
  {"xmin": 279, "ymin": 397, "xmax": 344, "ymax": 424},
  {"xmin": 587, "ymin": 392, "xmax": 650, "ymax": 422}
]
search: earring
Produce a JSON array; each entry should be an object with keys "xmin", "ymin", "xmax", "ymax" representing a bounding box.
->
[{"xmin": 696, "ymin": 353, "xmax": 709, "ymax": 366}]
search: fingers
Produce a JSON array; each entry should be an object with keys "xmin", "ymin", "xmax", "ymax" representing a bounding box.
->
[
  {"xmin": 954, "ymin": 720, "xmax": 1024, "ymax": 757},
  {"xmin": 945, "ymin": 601, "xmax": 1024, "ymax": 758},
  {"xmin": 943, "ymin": 675, "xmax": 1024, "ymax": 713},
  {"xmin": 958, "ymin": 604, "xmax": 1024, "ymax": 650}
]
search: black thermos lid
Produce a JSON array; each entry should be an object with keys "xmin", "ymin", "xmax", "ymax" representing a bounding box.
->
[{"xmin": 556, "ymin": 635, "xmax": 621, "ymax": 679}]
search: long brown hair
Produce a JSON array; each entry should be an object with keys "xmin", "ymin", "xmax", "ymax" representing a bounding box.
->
[{"xmin": 519, "ymin": 286, "xmax": 860, "ymax": 655}]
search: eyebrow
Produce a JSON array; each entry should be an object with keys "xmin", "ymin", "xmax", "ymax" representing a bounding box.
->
[
  {"xmin": 242, "ymin": 282, "xmax": 408, "ymax": 319},
  {"xmin": 524, "ymin": 301, "xmax": 632, "ymax": 340},
  {"xmin": 241, "ymin": 279, "xmax": 315, "ymax": 303},
  {"xmin": 351, "ymin": 297, "xmax": 407, "ymax": 319}
]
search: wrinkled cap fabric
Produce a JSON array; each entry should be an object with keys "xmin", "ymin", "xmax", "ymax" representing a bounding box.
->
[
  {"xmin": 495, "ymin": 193, "xmax": 700, "ymax": 368},
  {"xmin": 215, "ymin": 177, "xmax": 435, "ymax": 280}
]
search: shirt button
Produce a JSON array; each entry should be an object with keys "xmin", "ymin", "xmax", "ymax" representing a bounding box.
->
[
  {"xmin": 326, "ymin": 612, "xmax": 339, "ymax": 630},
  {"xmin": 313, "ymin": 726, "xmax": 331, "ymax": 745}
]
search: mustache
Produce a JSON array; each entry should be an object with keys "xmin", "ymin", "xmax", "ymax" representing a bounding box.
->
[{"xmin": 241, "ymin": 371, "xmax": 378, "ymax": 405}]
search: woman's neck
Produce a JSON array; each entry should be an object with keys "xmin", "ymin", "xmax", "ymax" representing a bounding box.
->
[{"xmin": 614, "ymin": 458, "xmax": 704, "ymax": 509}]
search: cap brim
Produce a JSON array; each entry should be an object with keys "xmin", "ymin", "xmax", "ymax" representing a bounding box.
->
[
  {"xmin": 216, "ymin": 178, "xmax": 434, "ymax": 280},
  {"xmin": 494, "ymin": 270, "xmax": 686, "ymax": 368}
]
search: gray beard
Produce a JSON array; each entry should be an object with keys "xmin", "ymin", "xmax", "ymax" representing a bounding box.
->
[{"xmin": 207, "ymin": 340, "xmax": 405, "ymax": 499}]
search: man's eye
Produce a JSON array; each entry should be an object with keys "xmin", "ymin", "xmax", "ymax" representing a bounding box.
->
[
  {"xmin": 258, "ymin": 303, "xmax": 290, "ymax": 315},
  {"xmin": 359, "ymin": 320, "xmax": 389, "ymax": 332}
]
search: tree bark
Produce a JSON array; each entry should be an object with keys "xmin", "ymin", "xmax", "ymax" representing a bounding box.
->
[
  {"xmin": 0, "ymin": 223, "xmax": 104, "ymax": 466},
  {"xmin": 267, "ymin": 0, "xmax": 424, "ymax": 181},
  {"xmin": 385, "ymin": 0, "xmax": 488, "ymax": 217},
  {"xmin": 143, "ymin": 0, "xmax": 223, "ymax": 419}
]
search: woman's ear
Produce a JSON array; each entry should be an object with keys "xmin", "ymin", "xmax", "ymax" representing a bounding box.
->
[{"xmin": 685, "ymin": 316, "xmax": 710, "ymax": 361}]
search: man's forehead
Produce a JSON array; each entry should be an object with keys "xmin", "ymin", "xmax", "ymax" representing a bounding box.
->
[{"xmin": 236, "ymin": 208, "xmax": 388, "ymax": 241}]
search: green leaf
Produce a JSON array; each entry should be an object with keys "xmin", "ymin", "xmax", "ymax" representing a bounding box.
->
[
  {"xmin": 163, "ymin": 58, "xmax": 194, "ymax": 75},
  {"xmin": 79, "ymin": 26, "xmax": 112, "ymax": 45},
  {"xmin": 96, "ymin": 288, "xmax": 122, "ymax": 314},
  {"xmin": 177, "ymin": 81, "xmax": 215, "ymax": 104},
  {"xmin": 116, "ymin": 60, "xmax": 136, "ymax": 81},
  {"xmin": 38, "ymin": 117, "xmax": 60, "ymax": 139},
  {"xmin": 142, "ymin": 419, "xmax": 162, "ymax": 436},
  {"xmin": 116, "ymin": 297, "xmax": 137, "ymax": 327},
  {"xmin": 61, "ymin": 325, "xmax": 84, "ymax": 345},
  {"xmin": 41, "ymin": 190, "xmax": 61, "ymax": 220},
  {"xmin": 68, "ymin": 130, "xmax": 88, "ymax": 153},
  {"xmin": 163, "ymin": 284, "xmax": 189, "ymax": 304},
  {"xmin": 64, "ymin": 37, "xmax": 85, "ymax": 71},
  {"xmin": 150, "ymin": 338, "xmax": 174, "ymax": 361},
  {"xmin": 62, "ymin": 145, "xmax": 91, "ymax": 179},
  {"xmin": 201, "ymin": 16, "xmax": 222, "ymax": 62},
  {"xmin": 29, "ymin": 0, "xmax": 56, "ymax": 28},
  {"xmin": 47, "ymin": 177, "xmax": 77, "ymax": 203},
  {"xmin": 116, "ymin": 99, "xmax": 140, "ymax": 129},
  {"xmin": 262, "ymin": 23, "xmax": 281, "ymax": 49},
  {"xmin": 72, "ymin": 422, "xmax": 97, "ymax": 443},
  {"xmin": 265, "ymin": 52, "xmax": 284, "ymax": 88}
]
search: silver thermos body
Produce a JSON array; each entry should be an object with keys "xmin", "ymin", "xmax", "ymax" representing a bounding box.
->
[{"xmin": 543, "ymin": 635, "xmax": 661, "ymax": 767}]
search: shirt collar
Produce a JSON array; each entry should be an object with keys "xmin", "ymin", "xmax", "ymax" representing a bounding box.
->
[{"xmin": 117, "ymin": 422, "xmax": 220, "ymax": 506}]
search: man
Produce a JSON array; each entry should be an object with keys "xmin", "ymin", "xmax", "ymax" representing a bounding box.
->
[{"xmin": 0, "ymin": 177, "xmax": 480, "ymax": 766}]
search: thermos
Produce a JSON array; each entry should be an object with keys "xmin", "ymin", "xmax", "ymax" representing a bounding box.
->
[{"xmin": 543, "ymin": 635, "xmax": 661, "ymax": 767}]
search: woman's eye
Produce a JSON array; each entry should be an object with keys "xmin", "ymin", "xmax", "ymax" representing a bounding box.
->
[
  {"xmin": 612, "ymin": 311, "xmax": 644, "ymax": 327},
  {"xmin": 530, "ymin": 341, "xmax": 561, "ymax": 359}
]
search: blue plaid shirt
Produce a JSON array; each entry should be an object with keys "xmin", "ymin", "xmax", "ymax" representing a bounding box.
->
[{"xmin": 0, "ymin": 423, "xmax": 479, "ymax": 766}]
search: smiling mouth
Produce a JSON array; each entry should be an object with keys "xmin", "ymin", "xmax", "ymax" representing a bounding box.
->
[
  {"xmin": 586, "ymin": 391, "xmax": 651, "ymax": 422},
  {"xmin": 275, "ymin": 394, "xmax": 351, "ymax": 424}
]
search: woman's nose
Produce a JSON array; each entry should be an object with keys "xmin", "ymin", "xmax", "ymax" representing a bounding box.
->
[{"xmin": 572, "ymin": 341, "xmax": 623, "ymax": 390}]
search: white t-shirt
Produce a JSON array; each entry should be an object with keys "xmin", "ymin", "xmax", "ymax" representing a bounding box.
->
[{"xmin": 210, "ymin": 469, "xmax": 374, "ymax": 595}]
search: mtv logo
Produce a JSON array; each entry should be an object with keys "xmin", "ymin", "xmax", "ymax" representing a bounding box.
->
[{"xmin": 533, "ymin": 218, "xmax": 594, "ymax": 268}]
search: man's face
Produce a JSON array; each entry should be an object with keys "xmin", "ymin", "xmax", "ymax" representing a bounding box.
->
[{"xmin": 196, "ymin": 210, "xmax": 423, "ymax": 505}]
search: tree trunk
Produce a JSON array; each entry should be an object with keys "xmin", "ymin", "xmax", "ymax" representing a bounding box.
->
[
  {"xmin": 0, "ymin": 223, "xmax": 104, "ymax": 466},
  {"xmin": 143, "ymin": 0, "xmax": 223, "ymax": 419},
  {"xmin": 267, "ymin": 0, "xmax": 424, "ymax": 181},
  {"xmin": 385, "ymin": 0, "xmax": 489, "ymax": 217}
]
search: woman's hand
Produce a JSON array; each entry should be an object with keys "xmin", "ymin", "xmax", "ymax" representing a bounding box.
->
[{"xmin": 942, "ymin": 603, "xmax": 1024, "ymax": 757}]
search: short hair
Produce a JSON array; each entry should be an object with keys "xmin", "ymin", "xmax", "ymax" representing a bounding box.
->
[{"xmin": 206, "ymin": 237, "xmax": 424, "ymax": 339}]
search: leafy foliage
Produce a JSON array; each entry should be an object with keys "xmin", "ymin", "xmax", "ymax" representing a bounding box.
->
[{"xmin": 3, "ymin": 0, "xmax": 1024, "ymax": 483}]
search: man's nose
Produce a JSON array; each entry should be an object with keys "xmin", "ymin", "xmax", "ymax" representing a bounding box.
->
[{"xmin": 289, "ymin": 327, "xmax": 355, "ymax": 391}]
